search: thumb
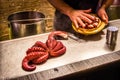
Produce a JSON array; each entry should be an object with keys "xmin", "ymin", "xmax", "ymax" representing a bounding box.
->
[{"xmin": 102, "ymin": 14, "xmax": 108, "ymax": 24}]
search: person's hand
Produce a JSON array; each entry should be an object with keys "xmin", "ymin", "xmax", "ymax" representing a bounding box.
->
[
  {"xmin": 67, "ymin": 8, "xmax": 95, "ymax": 28},
  {"xmin": 97, "ymin": 7, "xmax": 108, "ymax": 24}
]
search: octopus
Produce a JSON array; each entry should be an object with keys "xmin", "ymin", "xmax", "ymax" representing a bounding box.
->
[{"xmin": 22, "ymin": 31, "xmax": 68, "ymax": 71}]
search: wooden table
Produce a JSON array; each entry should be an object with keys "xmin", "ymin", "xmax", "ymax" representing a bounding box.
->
[{"xmin": 0, "ymin": 19, "xmax": 120, "ymax": 80}]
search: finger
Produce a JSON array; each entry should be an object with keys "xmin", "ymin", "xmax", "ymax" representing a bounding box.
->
[
  {"xmin": 104, "ymin": 14, "xmax": 108, "ymax": 23},
  {"xmin": 102, "ymin": 14, "xmax": 108, "ymax": 23},
  {"xmin": 73, "ymin": 20, "xmax": 79, "ymax": 28},
  {"xmin": 76, "ymin": 17, "xmax": 86, "ymax": 28},
  {"xmin": 80, "ymin": 15, "xmax": 92, "ymax": 24},
  {"xmin": 82, "ymin": 13, "xmax": 95, "ymax": 20}
]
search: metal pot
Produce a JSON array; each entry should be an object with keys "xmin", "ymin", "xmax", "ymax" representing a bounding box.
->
[{"xmin": 8, "ymin": 11, "xmax": 46, "ymax": 39}]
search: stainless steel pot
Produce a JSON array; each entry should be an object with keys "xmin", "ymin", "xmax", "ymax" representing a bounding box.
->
[{"xmin": 8, "ymin": 11, "xmax": 46, "ymax": 39}]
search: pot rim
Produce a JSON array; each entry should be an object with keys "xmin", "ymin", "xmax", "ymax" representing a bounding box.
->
[
  {"xmin": 8, "ymin": 18, "xmax": 53, "ymax": 23},
  {"xmin": 8, "ymin": 11, "xmax": 45, "ymax": 22}
]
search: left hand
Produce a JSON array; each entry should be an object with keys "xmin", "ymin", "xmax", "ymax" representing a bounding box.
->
[{"xmin": 97, "ymin": 7, "xmax": 108, "ymax": 24}]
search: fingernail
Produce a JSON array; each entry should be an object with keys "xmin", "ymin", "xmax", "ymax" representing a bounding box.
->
[
  {"xmin": 82, "ymin": 24, "xmax": 86, "ymax": 28},
  {"xmin": 103, "ymin": 17, "xmax": 106, "ymax": 20},
  {"xmin": 76, "ymin": 25, "xmax": 79, "ymax": 28},
  {"xmin": 89, "ymin": 20, "xmax": 92, "ymax": 24}
]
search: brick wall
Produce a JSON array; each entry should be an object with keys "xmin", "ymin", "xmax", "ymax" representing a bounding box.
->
[{"xmin": 0, "ymin": 0, "xmax": 55, "ymax": 41}]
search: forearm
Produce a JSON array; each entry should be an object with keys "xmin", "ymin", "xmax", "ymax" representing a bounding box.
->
[
  {"xmin": 101, "ymin": 0, "xmax": 114, "ymax": 9},
  {"xmin": 47, "ymin": 0, "xmax": 74, "ymax": 16}
]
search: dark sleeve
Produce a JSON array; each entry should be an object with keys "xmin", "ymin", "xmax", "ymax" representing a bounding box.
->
[{"xmin": 64, "ymin": 0, "xmax": 99, "ymax": 13}]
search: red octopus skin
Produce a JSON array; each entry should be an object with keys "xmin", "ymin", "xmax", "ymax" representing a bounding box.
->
[
  {"xmin": 46, "ymin": 39, "xmax": 57, "ymax": 50},
  {"xmin": 46, "ymin": 31, "xmax": 68, "ymax": 57},
  {"xmin": 22, "ymin": 31, "xmax": 68, "ymax": 71},
  {"xmin": 33, "ymin": 41, "xmax": 48, "ymax": 50},
  {"xmin": 22, "ymin": 59, "xmax": 36, "ymax": 71},
  {"xmin": 26, "ymin": 46, "xmax": 46, "ymax": 54},
  {"xmin": 50, "ymin": 45, "xmax": 66, "ymax": 57},
  {"xmin": 32, "ymin": 52, "xmax": 49, "ymax": 64},
  {"xmin": 47, "ymin": 40, "xmax": 66, "ymax": 57},
  {"xmin": 52, "ymin": 41, "xmax": 64, "ymax": 52},
  {"xmin": 22, "ymin": 41, "xmax": 49, "ymax": 71},
  {"xmin": 22, "ymin": 52, "xmax": 48, "ymax": 71}
]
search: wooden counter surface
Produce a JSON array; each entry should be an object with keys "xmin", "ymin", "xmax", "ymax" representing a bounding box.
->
[{"xmin": 0, "ymin": 19, "xmax": 120, "ymax": 80}]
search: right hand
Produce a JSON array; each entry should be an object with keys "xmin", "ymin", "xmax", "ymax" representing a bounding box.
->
[{"xmin": 68, "ymin": 9, "xmax": 95, "ymax": 28}]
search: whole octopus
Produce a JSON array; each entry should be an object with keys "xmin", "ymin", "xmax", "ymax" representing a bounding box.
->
[{"xmin": 22, "ymin": 31, "xmax": 68, "ymax": 71}]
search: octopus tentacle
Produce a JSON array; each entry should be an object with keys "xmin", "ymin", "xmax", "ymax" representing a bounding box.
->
[
  {"xmin": 26, "ymin": 47, "xmax": 46, "ymax": 54},
  {"xmin": 22, "ymin": 52, "xmax": 39, "ymax": 71},
  {"xmin": 46, "ymin": 39, "xmax": 57, "ymax": 50},
  {"xmin": 22, "ymin": 58, "xmax": 36, "ymax": 71},
  {"xmin": 52, "ymin": 41, "xmax": 63, "ymax": 52},
  {"xmin": 46, "ymin": 39, "xmax": 53, "ymax": 50},
  {"xmin": 50, "ymin": 46, "xmax": 66, "ymax": 57},
  {"xmin": 22, "ymin": 52, "xmax": 48, "ymax": 71},
  {"xmin": 51, "ymin": 39, "xmax": 58, "ymax": 49},
  {"xmin": 32, "ymin": 52, "xmax": 49, "ymax": 64},
  {"xmin": 33, "ymin": 41, "xmax": 48, "ymax": 50}
]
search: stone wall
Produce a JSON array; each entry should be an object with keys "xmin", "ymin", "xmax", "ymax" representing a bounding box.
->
[{"xmin": 0, "ymin": 0, "xmax": 55, "ymax": 41}]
